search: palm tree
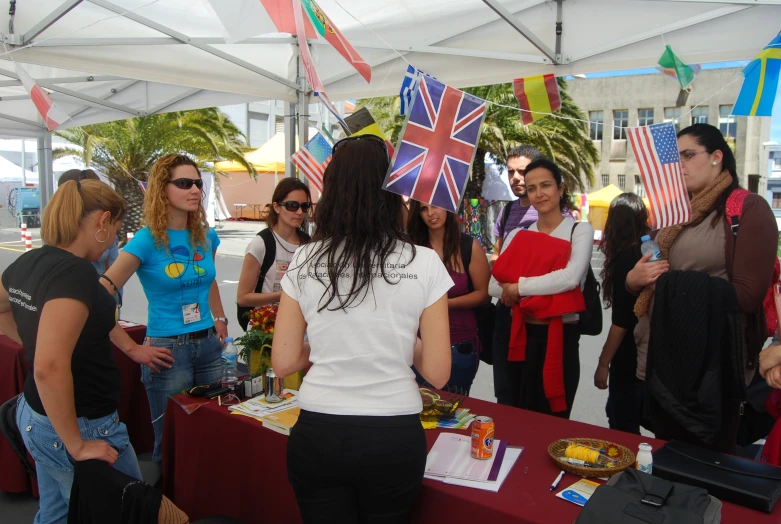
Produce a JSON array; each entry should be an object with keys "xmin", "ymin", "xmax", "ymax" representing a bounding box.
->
[
  {"xmin": 54, "ymin": 108, "xmax": 256, "ymax": 239},
  {"xmin": 357, "ymin": 78, "xmax": 599, "ymax": 198}
]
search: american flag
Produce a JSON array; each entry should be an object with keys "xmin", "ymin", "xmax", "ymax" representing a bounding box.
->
[
  {"xmin": 291, "ymin": 133, "xmax": 332, "ymax": 194},
  {"xmin": 383, "ymin": 75, "xmax": 487, "ymax": 213},
  {"xmin": 627, "ymin": 122, "xmax": 691, "ymax": 229}
]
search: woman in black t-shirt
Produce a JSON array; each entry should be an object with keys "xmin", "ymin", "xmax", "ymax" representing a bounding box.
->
[
  {"xmin": 595, "ymin": 193, "xmax": 650, "ymax": 434},
  {"xmin": 0, "ymin": 180, "xmax": 171, "ymax": 523}
]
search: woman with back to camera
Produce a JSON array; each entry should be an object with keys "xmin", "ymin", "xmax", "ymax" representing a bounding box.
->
[
  {"xmin": 594, "ymin": 193, "xmax": 650, "ymax": 434},
  {"xmin": 628, "ymin": 123, "xmax": 777, "ymax": 451},
  {"xmin": 407, "ymin": 200, "xmax": 490, "ymax": 394},
  {"xmin": 103, "ymin": 153, "xmax": 229, "ymax": 463},
  {"xmin": 489, "ymin": 158, "xmax": 594, "ymax": 419},
  {"xmin": 236, "ymin": 178, "xmax": 311, "ymax": 331},
  {"xmin": 272, "ymin": 135, "xmax": 453, "ymax": 522},
  {"xmin": 0, "ymin": 180, "xmax": 158, "ymax": 524}
]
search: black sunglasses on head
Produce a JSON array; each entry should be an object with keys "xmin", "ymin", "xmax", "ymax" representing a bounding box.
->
[
  {"xmin": 168, "ymin": 178, "xmax": 203, "ymax": 190},
  {"xmin": 277, "ymin": 201, "xmax": 311, "ymax": 212},
  {"xmin": 332, "ymin": 134, "xmax": 390, "ymax": 161}
]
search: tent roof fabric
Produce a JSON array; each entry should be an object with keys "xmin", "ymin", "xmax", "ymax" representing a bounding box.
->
[
  {"xmin": 215, "ymin": 133, "xmax": 297, "ymax": 173},
  {"xmin": 0, "ymin": 0, "xmax": 778, "ymax": 135}
]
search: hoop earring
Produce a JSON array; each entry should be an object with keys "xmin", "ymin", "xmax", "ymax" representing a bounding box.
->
[{"xmin": 95, "ymin": 228, "xmax": 109, "ymax": 243}]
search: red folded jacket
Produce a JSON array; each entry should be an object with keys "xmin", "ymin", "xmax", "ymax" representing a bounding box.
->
[{"xmin": 492, "ymin": 229, "xmax": 585, "ymax": 412}]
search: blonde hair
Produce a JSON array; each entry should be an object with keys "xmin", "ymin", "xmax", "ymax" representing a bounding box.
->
[
  {"xmin": 144, "ymin": 154, "xmax": 208, "ymax": 250},
  {"xmin": 41, "ymin": 179, "xmax": 126, "ymax": 246}
]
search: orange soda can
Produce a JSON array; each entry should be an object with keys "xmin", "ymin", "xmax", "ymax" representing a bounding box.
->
[{"xmin": 471, "ymin": 416, "xmax": 495, "ymax": 459}]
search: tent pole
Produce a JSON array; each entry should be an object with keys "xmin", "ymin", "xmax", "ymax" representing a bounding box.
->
[
  {"xmin": 297, "ymin": 42, "xmax": 309, "ymax": 187},
  {"xmin": 37, "ymin": 132, "xmax": 53, "ymax": 210},
  {"xmin": 285, "ymin": 37, "xmax": 299, "ymax": 178}
]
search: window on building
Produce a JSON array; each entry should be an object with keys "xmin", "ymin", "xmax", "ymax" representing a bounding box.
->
[
  {"xmin": 691, "ymin": 106, "xmax": 709, "ymax": 125},
  {"xmin": 618, "ymin": 174, "xmax": 626, "ymax": 190},
  {"xmin": 589, "ymin": 111, "xmax": 603, "ymax": 140},
  {"xmin": 748, "ymin": 175, "xmax": 760, "ymax": 194},
  {"xmin": 773, "ymin": 193, "xmax": 781, "ymax": 209},
  {"xmin": 719, "ymin": 105, "xmax": 737, "ymax": 139},
  {"xmin": 774, "ymin": 157, "xmax": 781, "ymax": 170},
  {"xmin": 638, "ymin": 108, "xmax": 654, "ymax": 127},
  {"xmin": 613, "ymin": 110, "xmax": 628, "ymax": 140},
  {"xmin": 248, "ymin": 113, "xmax": 269, "ymax": 148},
  {"xmin": 634, "ymin": 175, "xmax": 645, "ymax": 198},
  {"xmin": 275, "ymin": 116, "xmax": 284, "ymax": 134},
  {"xmin": 601, "ymin": 174, "xmax": 610, "ymax": 188},
  {"xmin": 664, "ymin": 107, "xmax": 681, "ymax": 132}
]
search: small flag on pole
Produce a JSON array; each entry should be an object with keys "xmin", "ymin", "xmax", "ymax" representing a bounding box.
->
[
  {"xmin": 513, "ymin": 74, "xmax": 561, "ymax": 125},
  {"xmin": 733, "ymin": 32, "xmax": 781, "ymax": 117},
  {"xmin": 657, "ymin": 45, "xmax": 700, "ymax": 90},
  {"xmin": 400, "ymin": 65, "xmax": 421, "ymax": 116},
  {"xmin": 15, "ymin": 63, "xmax": 69, "ymax": 131},
  {"xmin": 291, "ymin": 133, "xmax": 333, "ymax": 194},
  {"xmin": 627, "ymin": 123, "xmax": 691, "ymax": 230}
]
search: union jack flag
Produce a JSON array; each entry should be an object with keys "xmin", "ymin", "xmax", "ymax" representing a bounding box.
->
[{"xmin": 383, "ymin": 75, "xmax": 487, "ymax": 213}]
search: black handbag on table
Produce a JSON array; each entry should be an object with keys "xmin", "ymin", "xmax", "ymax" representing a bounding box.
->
[{"xmin": 653, "ymin": 440, "xmax": 781, "ymax": 513}]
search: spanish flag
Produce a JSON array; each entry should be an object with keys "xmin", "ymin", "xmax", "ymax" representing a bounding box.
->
[
  {"xmin": 734, "ymin": 33, "xmax": 781, "ymax": 117},
  {"xmin": 513, "ymin": 74, "xmax": 561, "ymax": 125}
]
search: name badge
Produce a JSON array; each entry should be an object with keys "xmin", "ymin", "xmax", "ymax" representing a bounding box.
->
[{"xmin": 182, "ymin": 303, "xmax": 201, "ymax": 324}]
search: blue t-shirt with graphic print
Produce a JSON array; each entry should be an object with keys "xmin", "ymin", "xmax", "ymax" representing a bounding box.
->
[{"xmin": 124, "ymin": 227, "xmax": 220, "ymax": 337}]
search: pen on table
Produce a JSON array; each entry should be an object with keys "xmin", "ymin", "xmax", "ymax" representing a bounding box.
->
[{"xmin": 550, "ymin": 470, "xmax": 565, "ymax": 491}]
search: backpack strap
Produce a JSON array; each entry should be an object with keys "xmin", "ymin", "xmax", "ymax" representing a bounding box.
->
[
  {"xmin": 570, "ymin": 221, "xmax": 578, "ymax": 242},
  {"xmin": 461, "ymin": 233, "xmax": 474, "ymax": 292},
  {"xmin": 726, "ymin": 188, "xmax": 750, "ymax": 237},
  {"xmin": 499, "ymin": 201, "xmax": 514, "ymax": 239},
  {"xmin": 255, "ymin": 228, "xmax": 277, "ymax": 294}
]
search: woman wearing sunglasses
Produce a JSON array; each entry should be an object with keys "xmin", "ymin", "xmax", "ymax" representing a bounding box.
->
[
  {"xmin": 102, "ymin": 153, "xmax": 229, "ymax": 463},
  {"xmin": 272, "ymin": 135, "xmax": 452, "ymax": 522},
  {"xmin": 237, "ymin": 178, "xmax": 311, "ymax": 330}
]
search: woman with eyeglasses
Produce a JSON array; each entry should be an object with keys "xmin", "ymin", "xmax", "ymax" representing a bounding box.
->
[
  {"xmin": 627, "ymin": 123, "xmax": 777, "ymax": 452},
  {"xmin": 0, "ymin": 180, "xmax": 143, "ymax": 523},
  {"xmin": 272, "ymin": 135, "xmax": 452, "ymax": 522},
  {"xmin": 102, "ymin": 154, "xmax": 229, "ymax": 463},
  {"xmin": 236, "ymin": 178, "xmax": 311, "ymax": 330}
]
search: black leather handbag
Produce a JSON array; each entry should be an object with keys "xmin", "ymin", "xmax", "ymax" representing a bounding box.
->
[{"xmin": 653, "ymin": 440, "xmax": 781, "ymax": 513}]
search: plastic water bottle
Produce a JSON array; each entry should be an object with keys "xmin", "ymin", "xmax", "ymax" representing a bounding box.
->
[
  {"xmin": 640, "ymin": 235, "xmax": 662, "ymax": 262},
  {"xmin": 221, "ymin": 338, "xmax": 238, "ymax": 389}
]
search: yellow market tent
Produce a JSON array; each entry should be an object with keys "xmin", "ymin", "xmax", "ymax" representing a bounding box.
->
[
  {"xmin": 586, "ymin": 185, "xmax": 650, "ymax": 231},
  {"xmin": 214, "ymin": 133, "xmax": 297, "ymax": 173}
]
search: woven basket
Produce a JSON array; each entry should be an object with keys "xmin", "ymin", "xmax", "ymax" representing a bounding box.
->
[{"xmin": 547, "ymin": 438, "xmax": 636, "ymax": 478}]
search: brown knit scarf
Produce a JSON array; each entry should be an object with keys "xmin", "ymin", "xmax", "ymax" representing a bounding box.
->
[{"xmin": 634, "ymin": 171, "xmax": 733, "ymax": 318}]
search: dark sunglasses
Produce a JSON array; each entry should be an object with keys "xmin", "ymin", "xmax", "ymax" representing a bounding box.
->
[
  {"xmin": 333, "ymin": 134, "xmax": 390, "ymax": 161},
  {"xmin": 277, "ymin": 201, "xmax": 311, "ymax": 212},
  {"xmin": 168, "ymin": 178, "xmax": 203, "ymax": 190}
]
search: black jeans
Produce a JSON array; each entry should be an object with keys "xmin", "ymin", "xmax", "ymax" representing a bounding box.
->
[
  {"xmin": 492, "ymin": 303, "xmax": 516, "ymax": 406},
  {"xmin": 606, "ymin": 373, "xmax": 645, "ymax": 435},
  {"xmin": 287, "ymin": 410, "xmax": 427, "ymax": 523}
]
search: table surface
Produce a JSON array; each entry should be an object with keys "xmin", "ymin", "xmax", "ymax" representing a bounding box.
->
[
  {"xmin": 0, "ymin": 325, "xmax": 153, "ymax": 494},
  {"xmin": 162, "ymin": 395, "xmax": 781, "ymax": 523}
]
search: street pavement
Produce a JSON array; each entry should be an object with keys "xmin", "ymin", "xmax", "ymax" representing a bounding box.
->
[{"xmin": 0, "ymin": 211, "xmax": 621, "ymax": 432}]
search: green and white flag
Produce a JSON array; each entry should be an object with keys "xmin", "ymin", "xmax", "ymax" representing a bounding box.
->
[{"xmin": 658, "ymin": 45, "xmax": 700, "ymax": 90}]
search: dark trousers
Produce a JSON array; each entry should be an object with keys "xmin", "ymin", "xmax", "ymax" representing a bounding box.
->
[
  {"xmin": 606, "ymin": 373, "xmax": 645, "ymax": 435},
  {"xmin": 287, "ymin": 410, "xmax": 427, "ymax": 524},
  {"xmin": 413, "ymin": 341, "xmax": 479, "ymax": 394},
  {"xmin": 513, "ymin": 323, "xmax": 581, "ymax": 419},
  {"xmin": 492, "ymin": 304, "xmax": 516, "ymax": 406}
]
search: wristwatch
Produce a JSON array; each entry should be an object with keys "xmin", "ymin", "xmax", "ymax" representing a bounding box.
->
[{"xmin": 214, "ymin": 316, "xmax": 229, "ymax": 326}]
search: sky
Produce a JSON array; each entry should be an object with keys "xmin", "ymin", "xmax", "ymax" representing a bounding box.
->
[{"xmin": 572, "ymin": 61, "xmax": 780, "ymax": 142}]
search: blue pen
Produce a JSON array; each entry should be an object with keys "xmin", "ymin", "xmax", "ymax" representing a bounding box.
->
[{"xmin": 550, "ymin": 470, "xmax": 565, "ymax": 491}]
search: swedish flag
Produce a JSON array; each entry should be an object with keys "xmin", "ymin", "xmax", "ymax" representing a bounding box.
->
[{"xmin": 734, "ymin": 33, "xmax": 781, "ymax": 116}]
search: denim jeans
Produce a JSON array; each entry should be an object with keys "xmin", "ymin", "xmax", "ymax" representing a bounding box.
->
[
  {"xmin": 142, "ymin": 331, "xmax": 223, "ymax": 461},
  {"xmin": 16, "ymin": 395, "xmax": 142, "ymax": 524}
]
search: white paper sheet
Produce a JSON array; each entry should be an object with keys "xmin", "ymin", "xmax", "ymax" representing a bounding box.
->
[{"xmin": 425, "ymin": 447, "xmax": 523, "ymax": 492}]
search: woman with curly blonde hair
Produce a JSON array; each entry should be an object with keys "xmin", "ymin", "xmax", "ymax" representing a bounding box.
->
[{"xmin": 103, "ymin": 154, "xmax": 228, "ymax": 463}]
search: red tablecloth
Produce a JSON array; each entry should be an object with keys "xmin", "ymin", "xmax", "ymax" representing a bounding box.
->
[
  {"xmin": 161, "ymin": 396, "xmax": 781, "ymax": 523},
  {"xmin": 0, "ymin": 325, "xmax": 154, "ymax": 494}
]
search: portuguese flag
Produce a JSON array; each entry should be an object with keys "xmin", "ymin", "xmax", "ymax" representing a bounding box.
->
[{"xmin": 513, "ymin": 74, "xmax": 561, "ymax": 125}]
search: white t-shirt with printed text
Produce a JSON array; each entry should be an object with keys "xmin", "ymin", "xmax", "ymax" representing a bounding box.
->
[
  {"xmin": 245, "ymin": 232, "xmax": 300, "ymax": 294},
  {"xmin": 282, "ymin": 241, "xmax": 454, "ymax": 416}
]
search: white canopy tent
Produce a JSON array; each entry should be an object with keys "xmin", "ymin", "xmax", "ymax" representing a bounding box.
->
[{"xmin": 0, "ymin": 0, "xmax": 777, "ymax": 204}]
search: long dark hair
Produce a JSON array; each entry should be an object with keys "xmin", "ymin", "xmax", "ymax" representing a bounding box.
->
[
  {"xmin": 599, "ymin": 192, "xmax": 649, "ymax": 308},
  {"xmin": 407, "ymin": 201, "xmax": 462, "ymax": 272},
  {"xmin": 306, "ymin": 138, "xmax": 413, "ymax": 312},
  {"xmin": 523, "ymin": 157, "xmax": 570, "ymax": 211},
  {"xmin": 677, "ymin": 123, "xmax": 740, "ymax": 223},
  {"xmin": 267, "ymin": 177, "xmax": 311, "ymax": 242}
]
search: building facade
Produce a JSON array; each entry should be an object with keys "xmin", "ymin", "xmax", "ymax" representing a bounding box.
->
[
  {"xmin": 567, "ymin": 68, "xmax": 771, "ymax": 196},
  {"xmin": 766, "ymin": 144, "xmax": 781, "ymax": 227}
]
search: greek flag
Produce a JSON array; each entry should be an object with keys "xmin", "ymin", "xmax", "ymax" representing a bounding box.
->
[{"xmin": 400, "ymin": 64, "xmax": 421, "ymax": 116}]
